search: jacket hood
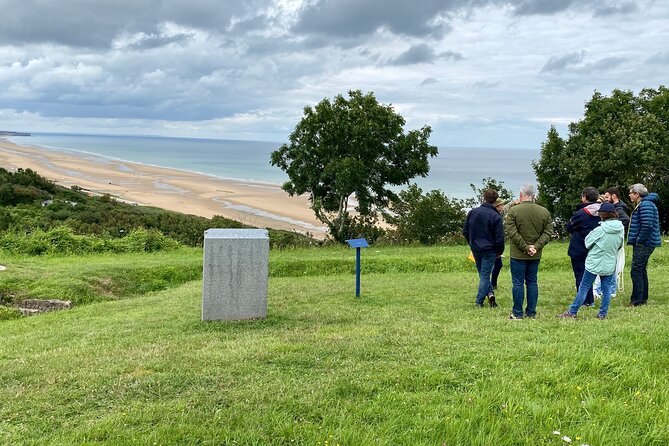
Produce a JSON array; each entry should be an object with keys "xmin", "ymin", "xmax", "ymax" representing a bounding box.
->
[
  {"xmin": 582, "ymin": 202, "xmax": 601, "ymax": 216},
  {"xmin": 615, "ymin": 200, "xmax": 630, "ymax": 210},
  {"xmin": 600, "ymin": 219, "xmax": 624, "ymax": 234},
  {"xmin": 643, "ymin": 192, "xmax": 660, "ymax": 203}
]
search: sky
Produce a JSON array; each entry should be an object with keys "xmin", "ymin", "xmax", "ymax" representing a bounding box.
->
[{"xmin": 1, "ymin": 0, "xmax": 668, "ymax": 148}]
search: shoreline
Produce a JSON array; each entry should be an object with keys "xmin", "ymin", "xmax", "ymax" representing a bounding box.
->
[{"xmin": 0, "ymin": 138, "xmax": 328, "ymax": 238}]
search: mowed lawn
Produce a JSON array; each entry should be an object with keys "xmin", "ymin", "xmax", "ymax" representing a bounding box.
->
[{"xmin": 1, "ymin": 243, "xmax": 668, "ymax": 445}]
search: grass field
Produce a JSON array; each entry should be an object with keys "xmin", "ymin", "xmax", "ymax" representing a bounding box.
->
[{"xmin": 1, "ymin": 242, "xmax": 668, "ymax": 445}]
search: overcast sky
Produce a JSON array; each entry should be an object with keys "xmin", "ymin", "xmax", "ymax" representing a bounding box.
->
[{"xmin": 1, "ymin": 0, "xmax": 667, "ymax": 148}]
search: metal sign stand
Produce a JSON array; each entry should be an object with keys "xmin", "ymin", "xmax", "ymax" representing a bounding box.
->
[{"xmin": 345, "ymin": 238, "xmax": 369, "ymax": 297}]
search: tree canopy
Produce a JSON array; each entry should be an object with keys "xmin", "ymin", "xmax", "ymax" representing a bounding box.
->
[
  {"xmin": 534, "ymin": 86, "xmax": 668, "ymax": 233},
  {"xmin": 271, "ymin": 90, "xmax": 438, "ymax": 242}
]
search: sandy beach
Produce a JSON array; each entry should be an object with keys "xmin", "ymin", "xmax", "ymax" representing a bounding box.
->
[{"xmin": 0, "ymin": 138, "xmax": 327, "ymax": 237}]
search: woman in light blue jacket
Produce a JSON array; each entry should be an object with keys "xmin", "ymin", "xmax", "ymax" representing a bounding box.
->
[{"xmin": 558, "ymin": 202, "xmax": 624, "ymax": 319}]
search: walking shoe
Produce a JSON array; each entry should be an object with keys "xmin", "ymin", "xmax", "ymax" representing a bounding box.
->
[
  {"xmin": 508, "ymin": 313, "xmax": 523, "ymax": 320},
  {"xmin": 584, "ymin": 303, "xmax": 595, "ymax": 307},
  {"xmin": 557, "ymin": 311, "xmax": 577, "ymax": 319},
  {"xmin": 625, "ymin": 302, "xmax": 638, "ymax": 307},
  {"xmin": 475, "ymin": 303, "xmax": 484, "ymax": 308},
  {"xmin": 488, "ymin": 294, "xmax": 498, "ymax": 308},
  {"xmin": 596, "ymin": 314, "xmax": 607, "ymax": 320}
]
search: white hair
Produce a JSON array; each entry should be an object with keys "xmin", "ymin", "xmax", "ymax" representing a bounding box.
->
[
  {"xmin": 629, "ymin": 183, "xmax": 648, "ymax": 196},
  {"xmin": 519, "ymin": 184, "xmax": 535, "ymax": 198}
]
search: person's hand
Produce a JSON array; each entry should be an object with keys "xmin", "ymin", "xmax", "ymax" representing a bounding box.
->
[{"xmin": 528, "ymin": 245, "xmax": 537, "ymax": 256}]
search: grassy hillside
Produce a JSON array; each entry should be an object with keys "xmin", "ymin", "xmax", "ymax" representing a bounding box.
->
[{"xmin": 1, "ymin": 243, "xmax": 668, "ymax": 445}]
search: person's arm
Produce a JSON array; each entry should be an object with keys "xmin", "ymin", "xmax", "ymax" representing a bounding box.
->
[
  {"xmin": 534, "ymin": 211, "xmax": 554, "ymax": 250},
  {"xmin": 505, "ymin": 211, "xmax": 528, "ymax": 253},
  {"xmin": 635, "ymin": 202, "xmax": 657, "ymax": 245},
  {"xmin": 463, "ymin": 212, "xmax": 471, "ymax": 243},
  {"xmin": 495, "ymin": 215, "xmax": 505, "ymax": 255},
  {"xmin": 584, "ymin": 226, "xmax": 602, "ymax": 250}
]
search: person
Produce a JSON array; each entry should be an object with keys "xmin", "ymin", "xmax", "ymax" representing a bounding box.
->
[
  {"xmin": 627, "ymin": 184, "xmax": 662, "ymax": 307},
  {"xmin": 558, "ymin": 202, "xmax": 624, "ymax": 319},
  {"xmin": 566, "ymin": 187, "xmax": 601, "ymax": 307},
  {"xmin": 505, "ymin": 184, "xmax": 553, "ymax": 319},
  {"xmin": 463, "ymin": 189, "xmax": 505, "ymax": 308},
  {"xmin": 604, "ymin": 187, "xmax": 630, "ymax": 232},
  {"xmin": 593, "ymin": 186, "xmax": 630, "ymax": 297},
  {"xmin": 490, "ymin": 198, "xmax": 506, "ymax": 290}
]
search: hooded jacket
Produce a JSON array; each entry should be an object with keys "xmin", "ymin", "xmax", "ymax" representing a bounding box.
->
[
  {"xmin": 627, "ymin": 193, "xmax": 662, "ymax": 247},
  {"xmin": 613, "ymin": 200, "xmax": 630, "ymax": 233},
  {"xmin": 567, "ymin": 202, "xmax": 601, "ymax": 259},
  {"xmin": 585, "ymin": 219, "xmax": 625, "ymax": 276}
]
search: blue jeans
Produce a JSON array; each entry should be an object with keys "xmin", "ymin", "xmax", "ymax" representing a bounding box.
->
[
  {"xmin": 569, "ymin": 270, "xmax": 615, "ymax": 316},
  {"xmin": 571, "ymin": 257, "xmax": 594, "ymax": 305},
  {"xmin": 474, "ymin": 251, "xmax": 496, "ymax": 305},
  {"xmin": 630, "ymin": 245, "xmax": 655, "ymax": 305},
  {"xmin": 491, "ymin": 256, "xmax": 503, "ymax": 287},
  {"xmin": 510, "ymin": 258, "xmax": 540, "ymax": 317}
]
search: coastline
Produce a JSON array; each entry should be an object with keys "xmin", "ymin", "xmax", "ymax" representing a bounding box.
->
[{"xmin": 0, "ymin": 138, "xmax": 327, "ymax": 237}]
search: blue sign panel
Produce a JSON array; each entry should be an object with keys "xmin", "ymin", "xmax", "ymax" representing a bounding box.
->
[{"xmin": 346, "ymin": 238, "xmax": 369, "ymax": 248}]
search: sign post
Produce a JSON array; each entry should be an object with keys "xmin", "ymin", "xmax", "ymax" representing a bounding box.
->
[{"xmin": 345, "ymin": 238, "xmax": 369, "ymax": 298}]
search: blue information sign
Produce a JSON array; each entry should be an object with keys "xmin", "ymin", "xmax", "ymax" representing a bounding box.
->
[{"xmin": 345, "ymin": 238, "xmax": 369, "ymax": 297}]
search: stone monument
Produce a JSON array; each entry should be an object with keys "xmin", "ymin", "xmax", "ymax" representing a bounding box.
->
[{"xmin": 202, "ymin": 228, "xmax": 269, "ymax": 321}]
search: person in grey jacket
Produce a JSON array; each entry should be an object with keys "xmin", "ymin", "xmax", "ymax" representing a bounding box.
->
[{"xmin": 627, "ymin": 184, "xmax": 662, "ymax": 307}]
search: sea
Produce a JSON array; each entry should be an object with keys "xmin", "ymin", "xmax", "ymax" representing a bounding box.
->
[{"xmin": 7, "ymin": 132, "xmax": 539, "ymax": 200}]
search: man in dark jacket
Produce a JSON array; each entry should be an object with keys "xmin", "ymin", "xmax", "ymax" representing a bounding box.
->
[
  {"xmin": 604, "ymin": 187, "xmax": 630, "ymax": 233},
  {"xmin": 627, "ymin": 184, "xmax": 662, "ymax": 306},
  {"xmin": 463, "ymin": 189, "xmax": 505, "ymax": 308},
  {"xmin": 567, "ymin": 187, "xmax": 601, "ymax": 307}
]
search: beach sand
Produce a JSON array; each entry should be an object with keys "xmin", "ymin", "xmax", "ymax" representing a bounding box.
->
[{"xmin": 0, "ymin": 138, "xmax": 328, "ymax": 237}]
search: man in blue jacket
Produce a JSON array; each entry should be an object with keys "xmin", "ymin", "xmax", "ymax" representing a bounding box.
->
[
  {"xmin": 627, "ymin": 183, "xmax": 662, "ymax": 307},
  {"xmin": 463, "ymin": 189, "xmax": 505, "ymax": 308},
  {"xmin": 567, "ymin": 187, "xmax": 601, "ymax": 307}
]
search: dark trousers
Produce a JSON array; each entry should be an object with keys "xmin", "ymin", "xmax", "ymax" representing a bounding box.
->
[
  {"xmin": 571, "ymin": 257, "xmax": 594, "ymax": 306},
  {"xmin": 630, "ymin": 245, "xmax": 655, "ymax": 305},
  {"xmin": 491, "ymin": 256, "xmax": 503, "ymax": 287}
]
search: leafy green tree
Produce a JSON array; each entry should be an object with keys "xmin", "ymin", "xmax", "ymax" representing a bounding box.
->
[
  {"xmin": 384, "ymin": 184, "xmax": 467, "ymax": 245},
  {"xmin": 534, "ymin": 86, "xmax": 669, "ymax": 233},
  {"xmin": 466, "ymin": 177, "xmax": 515, "ymax": 209},
  {"xmin": 271, "ymin": 90, "xmax": 438, "ymax": 242}
]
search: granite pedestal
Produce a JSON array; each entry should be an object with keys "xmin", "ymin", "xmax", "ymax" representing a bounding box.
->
[{"xmin": 202, "ymin": 228, "xmax": 269, "ymax": 321}]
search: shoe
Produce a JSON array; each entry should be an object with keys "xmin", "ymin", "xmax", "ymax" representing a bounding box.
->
[
  {"xmin": 611, "ymin": 294, "xmax": 616, "ymax": 298},
  {"xmin": 585, "ymin": 303, "xmax": 595, "ymax": 307},
  {"xmin": 524, "ymin": 314, "xmax": 536, "ymax": 319},
  {"xmin": 625, "ymin": 302, "xmax": 638, "ymax": 308},
  {"xmin": 488, "ymin": 294, "xmax": 498, "ymax": 308},
  {"xmin": 508, "ymin": 314, "xmax": 523, "ymax": 320},
  {"xmin": 557, "ymin": 311, "xmax": 577, "ymax": 319},
  {"xmin": 596, "ymin": 314, "xmax": 607, "ymax": 320},
  {"xmin": 594, "ymin": 293, "xmax": 602, "ymax": 300},
  {"xmin": 475, "ymin": 303, "xmax": 484, "ymax": 308}
]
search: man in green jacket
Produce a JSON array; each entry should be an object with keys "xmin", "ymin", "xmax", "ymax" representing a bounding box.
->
[{"xmin": 505, "ymin": 184, "xmax": 554, "ymax": 319}]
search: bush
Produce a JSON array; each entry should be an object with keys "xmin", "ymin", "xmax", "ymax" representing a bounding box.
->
[{"xmin": 0, "ymin": 306, "xmax": 22, "ymax": 321}]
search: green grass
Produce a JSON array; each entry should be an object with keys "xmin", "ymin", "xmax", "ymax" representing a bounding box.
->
[{"xmin": 1, "ymin": 243, "xmax": 668, "ymax": 445}]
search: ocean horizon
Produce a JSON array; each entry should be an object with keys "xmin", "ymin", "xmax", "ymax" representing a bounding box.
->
[{"xmin": 7, "ymin": 132, "xmax": 539, "ymax": 200}]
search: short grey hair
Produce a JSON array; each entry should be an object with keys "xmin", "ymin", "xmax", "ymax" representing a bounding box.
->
[
  {"xmin": 629, "ymin": 183, "xmax": 648, "ymax": 196},
  {"xmin": 520, "ymin": 184, "xmax": 535, "ymax": 198}
]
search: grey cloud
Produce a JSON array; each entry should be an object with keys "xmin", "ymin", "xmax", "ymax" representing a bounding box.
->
[
  {"xmin": 421, "ymin": 78, "xmax": 439, "ymax": 86},
  {"xmin": 127, "ymin": 33, "xmax": 194, "ymax": 51},
  {"xmin": 646, "ymin": 52, "xmax": 669, "ymax": 65},
  {"xmin": 470, "ymin": 80, "xmax": 501, "ymax": 89},
  {"xmin": 293, "ymin": 0, "xmax": 458, "ymax": 39},
  {"xmin": 593, "ymin": 2, "xmax": 638, "ymax": 16},
  {"xmin": 541, "ymin": 51, "xmax": 586, "ymax": 72},
  {"xmin": 579, "ymin": 56, "xmax": 626, "ymax": 72},
  {"xmin": 390, "ymin": 44, "xmax": 436, "ymax": 65},
  {"xmin": 512, "ymin": 0, "xmax": 578, "ymax": 16},
  {"xmin": 0, "ymin": 0, "xmax": 267, "ymax": 48},
  {"xmin": 440, "ymin": 50, "xmax": 464, "ymax": 61},
  {"xmin": 511, "ymin": 0, "xmax": 640, "ymax": 16}
]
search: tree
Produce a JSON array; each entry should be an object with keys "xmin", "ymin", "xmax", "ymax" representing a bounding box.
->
[
  {"xmin": 384, "ymin": 184, "xmax": 466, "ymax": 245},
  {"xmin": 271, "ymin": 90, "xmax": 438, "ymax": 242},
  {"xmin": 534, "ymin": 86, "xmax": 669, "ymax": 233},
  {"xmin": 466, "ymin": 177, "xmax": 515, "ymax": 209}
]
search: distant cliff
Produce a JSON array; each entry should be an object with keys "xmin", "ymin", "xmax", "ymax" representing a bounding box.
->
[{"xmin": 0, "ymin": 131, "xmax": 31, "ymax": 136}]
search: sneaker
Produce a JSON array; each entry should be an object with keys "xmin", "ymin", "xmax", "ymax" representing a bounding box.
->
[
  {"xmin": 611, "ymin": 294, "xmax": 616, "ymax": 298},
  {"xmin": 488, "ymin": 294, "xmax": 498, "ymax": 308},
  {"xmin": 584, "ymin": 303, "xmax": 595, "ymax": 307},
  {"xmin": 508, "ymin": 314, "xmax": 523, "ymax": 320},
  {"xmin": 557, "ymin": 311, "xmax": 577, "ymax": 319},
  {"xmin": 475, "ymin": 303, "xmax": 484, "ymax": 308},
  {"xmin": 594, "ymin": 293, "xmax": 602, "ymax": 300},
  {"xmin": 596, "ymin": 314, "xmax": 607, "ymax": 320}
]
